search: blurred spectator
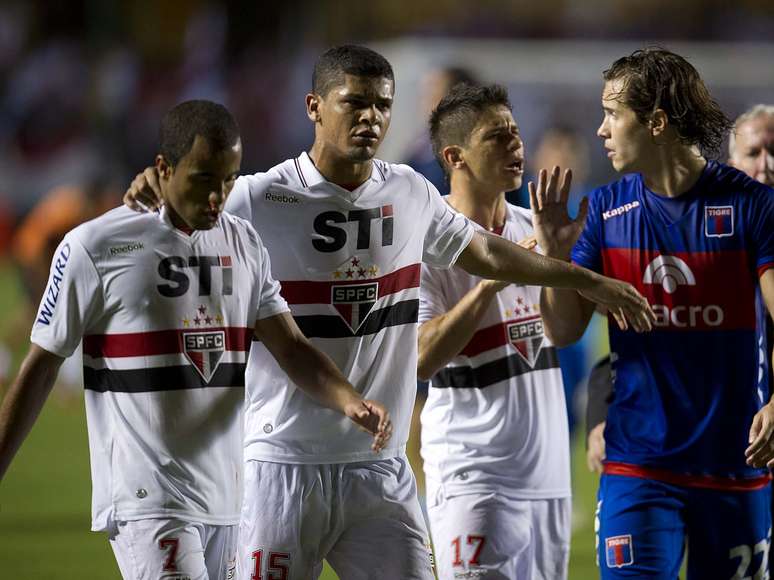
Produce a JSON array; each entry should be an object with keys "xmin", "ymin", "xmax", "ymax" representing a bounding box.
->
[
  {"xmin": 1, "ymin": 174, "xmax": 122, "ymax": 395},
  {"xmin": 403, "ymin": 66, "xmax": 479, "ymax": 195}
]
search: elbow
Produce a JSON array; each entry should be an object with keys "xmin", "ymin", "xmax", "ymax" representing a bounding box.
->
[{"xmin": 416, "ymin": 350, "xmax": 436, "ymax": 382}]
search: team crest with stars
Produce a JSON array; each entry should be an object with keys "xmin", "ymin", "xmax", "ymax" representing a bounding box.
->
[
  {"xmin": 504, "ymin": 298, "xmax": 545, "ymax": 367},
  {"xmin": 181, "ymin": 304, "xmax": 225, "ymax": 382},
  {"xmin": 331, "ymin": 256, "xmax": 380, "ymax": 333}
]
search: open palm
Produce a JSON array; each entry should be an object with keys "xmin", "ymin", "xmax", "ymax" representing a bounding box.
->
[{"xmin": 529, "ymin": 166, "xmax": 588, "ymax": 260}]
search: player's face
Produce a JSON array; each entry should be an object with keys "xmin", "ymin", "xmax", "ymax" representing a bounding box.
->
[
  {"xmin": 160, "ymin": 135, "xmax": 242, "ymax": 230},
  {"xmin": 313, "ymin": 74, "xmax": 394, "ymax": 163},
  {"xmin": 461, "ymin": 105, "xmax": 524, "ymax": 192},
  {"xmin": 597, "ymin": 78, "xmax": 654, "ymax": 174},
  {"xmin": 729, "ymin": 114, "xmax": 774, "ymax": 186}
]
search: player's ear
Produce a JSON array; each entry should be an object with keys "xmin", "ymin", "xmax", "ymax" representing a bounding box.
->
[
  {"xmin": 156, "ymin": 155, "xmax": 173, "ymax": 180},
  {"xmin": 306, "ymin": 93, "xmax": 321, "ymax": 123},
  {"xmin": 442, "ymin": 146, "xmax": 465, "ymax": 171},
  {"xmin": 650, "ymin": 109, "xmax": 668, "ymax": 138}
]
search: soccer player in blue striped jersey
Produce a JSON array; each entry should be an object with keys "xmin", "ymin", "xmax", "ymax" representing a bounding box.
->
[{"xmin": 537, "ymin": 48, "xmax": 774, "ymax": 579}]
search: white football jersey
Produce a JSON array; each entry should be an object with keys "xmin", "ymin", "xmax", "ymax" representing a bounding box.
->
[
  {"xmin": 225, "ymin": 152, "xmax": 475, "ymax": 464},
  {"xmin": 419, "ymin": 202, "xmax": 571, "ymax": 500},
  {"xmin": 30, "ymin": 206, "xmax": 288, "ymax": 531}
]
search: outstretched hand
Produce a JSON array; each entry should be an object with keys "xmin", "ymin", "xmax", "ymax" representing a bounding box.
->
[
  {"xmin": 345, "ymin": 399, "xmax": 393, "ymax": 453},
  {"xmin": 529, "ymin": 166, "xmax": 588, "ymax": 260},
  {"xmin": 124, "ymin": 167, "xmax": 163, "ymax": 212},
  {"xmin": 578, "ymin": 275, "xmax": 655, "ymax": 333}
]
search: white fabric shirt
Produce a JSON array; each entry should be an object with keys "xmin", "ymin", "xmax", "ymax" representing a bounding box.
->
[
  {"xmin": 225, "ymin": 152, "xmax": 475, "ymax": 464},
  {"xmin": 419, "ymin": 202, "xmax": 571, "ymax": 500},
  {"xmin": 31, "ymin": 206, "xmax": 289, "ymax": 530}
]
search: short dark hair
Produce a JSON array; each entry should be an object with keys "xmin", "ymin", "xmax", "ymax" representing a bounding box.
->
[
  {"xmin": 429, "ymin": 83, "xmax": 511, "ymax": 176},
  {"xmin": 159, "ymin": 100, "xmax": 240, "ymax": 166},
  {"xmin": 603, "ymin": 47, "xmax": 732, "ymax": 155},
  {"xmin": 312, "ymin": 45, "xmax": 394, "ymax": 97}
]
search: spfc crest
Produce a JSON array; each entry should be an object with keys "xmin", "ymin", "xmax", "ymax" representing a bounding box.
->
[
  {"xmin": 183, "ymin": 330, "xmax": 225, "ymax": 382},
  {"xmin": 331, "ymin": 282, "xmax": 379, "ymax": 333},
  {"xmin": 507, "ymin": 317, "xmax": 544, "ymax": 367}
]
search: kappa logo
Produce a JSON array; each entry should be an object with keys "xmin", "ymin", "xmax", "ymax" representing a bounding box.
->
[
  {"xmin": 602, "ymin": 200, "xmax": 640, "ymax": 221},
  {"xmin": 332, "ymin": 282, "xmax": 379, "ymax": 333},
  {"xmin": 507, "ymin": 317, "xmax": 544, "ymax": 367},
  {"xmin": 642, "ymin": 255, "xmax": 696, "ymax": 294},
  {"xmin": 705, "ymin": 206, "xmax": 734, "ymax": 238},
  {"xmin": 183, "ymin": 330, "xmax": 225, "ymax": 382},
  {"xmin": 605, "ymin": 535, "xmax": 634, "ymax": 568}
]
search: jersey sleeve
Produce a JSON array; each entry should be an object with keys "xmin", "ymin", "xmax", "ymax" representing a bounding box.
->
[
  {"xmin": 747, "ymin": 186, "xmax": 774, "ymax": 277},
  {"xmin": 253, "ymin": 234, "xmax": 290, "ymax": 321},
  {"xmin": 571, "ymin": 191, "xmax": 603, "ymax": 272},
  {"xmin": 224, "ymin": 175, "xmax": 253, "ymax": 222},
  {"xmin": 421, "ymin": 176, "xmax": 475, "ymax": 268},
  {"xmin": 419, "ymin": 264, "xmax": 450, "ymax": 324},
  {"xmin": 30, "ymin": 235, "xmax": 104, "ymax": 358}
]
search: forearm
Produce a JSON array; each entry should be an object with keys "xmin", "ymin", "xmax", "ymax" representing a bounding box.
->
[
  {"xmin": 540, "ymin": 286, "xmax": 596, "ymax": 346},
  {"xmin": 418, "ymin": 282, "xmax": 499, "ymax": 381},
  {"xmin": 459, "ymin": 233, "xmax": 599, "ymax": 290},
  {"xmin": 281, "ymin": 339, "xmax": 362, "ymax": 413},
  {"xmin": 0, "ymin": 345, "xmax": 62, "ymax": 480}
]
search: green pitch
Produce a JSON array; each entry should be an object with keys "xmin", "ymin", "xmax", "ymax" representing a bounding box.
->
[{"xmin": 0, "ymin": 398, "xmax": 602, "ymax": 578}]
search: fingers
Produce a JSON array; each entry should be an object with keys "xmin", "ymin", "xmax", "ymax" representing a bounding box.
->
[
  {"xmin": 546, "ymin": 166, "xmax": 559, "ymax": 202},
  {"xmin": 610, "ymin": 307, "xmax": 628, "ymax": 331},
  {"xmin": 576, "ymin": 196, "xmax": 590, "ymax": 228},
  {"xmin": 744, "ymin": 411, "xmax": 773, "ymax": 467},
  {"xmin": 517, "ymin": 236, "xmax": 537, "ymax": 250},
  {"xmin": 528, "ymin": 181, "xmax": 539, "ymax": 213},
  {"xmin": 559, "ymin": 168, "xmax": 573, "ymax": 205}
]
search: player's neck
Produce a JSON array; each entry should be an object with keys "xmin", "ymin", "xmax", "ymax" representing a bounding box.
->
[
  {"xmin": 447, "ymin": 181, "xmax": 507, "ymax": 231},
  {"xmin": 641, "ymin": 145, "xmax": 707, "ymax": 198},
  {"xmin": 308, "ymin": 145, "xmax": 372, "ymax": 191}
]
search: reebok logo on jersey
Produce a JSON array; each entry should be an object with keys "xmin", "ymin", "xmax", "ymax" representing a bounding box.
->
[
  {"xmin": 602, "ymin": 201, "xmax": 640, "ymax": 221},
  {"xmin": 109, "ymin": 242, "xmax": 144, "ymax": 256},
  {"xmin": 36, "ymin": 242, "xmax": 71, "ymax": 325},
  {"xmin": 507, "ymin": 317, "xmax": 545, "ymax": 367},
  {"xmin": 265, "ymin": 190, "xmax": 300, "ymax": 204},
  {"xmin": 183, "ymin": 330, "xmax": 225, "ymax": 382},
  {"xmin": 643, "ymin": 255, "xmax": 695, "ymax": 294},
  {"xmin": 705, "ymin": 206, "xmax": 734, "ymax": 238},
  {"xmin": 605, "ymin": 535, "xmax": 634, "ymax": 568}
]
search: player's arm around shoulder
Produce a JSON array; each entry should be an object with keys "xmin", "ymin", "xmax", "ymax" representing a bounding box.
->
[{"xmin": 253, "ymin": 312, "xmax": 392, "ymax": 451}]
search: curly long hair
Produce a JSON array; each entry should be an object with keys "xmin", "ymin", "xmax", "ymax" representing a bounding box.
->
[{"xmin": 604, "ymin": 48, "xmax": 732, "ymax": 156}]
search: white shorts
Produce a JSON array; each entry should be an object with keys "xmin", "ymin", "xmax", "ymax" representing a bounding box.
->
[
  {"xmin": 108, "ymin": 518, "xmax": 237, "ymax": 580},
  {"xmin": 240, "ymin": 456, "xmax": 435, "ymax": 580},
  {"xmin": 427, "ymin": 488, "xmax": 571, "ymax": 580}
]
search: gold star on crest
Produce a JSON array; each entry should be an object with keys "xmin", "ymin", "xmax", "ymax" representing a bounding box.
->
[
  {"xmin": 505, "ymin": 309, "xmax": 513, "ymax": 317},
  {"xmin": 368, "ymin": 265, "xmax": 379, "ymax": 276}
]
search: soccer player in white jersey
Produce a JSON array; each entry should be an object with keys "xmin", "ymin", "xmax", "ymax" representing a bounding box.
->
[
  {"xmin": 417, "ymin": 83, "xmax": 574, "ymax": 580},
  {"xmin": 125, "ymin": 46, "xmax": 654, "ymax": 580},
  {"xmin": 0, "ymin": 100, "xmax": 391, "ymax": 580}
]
